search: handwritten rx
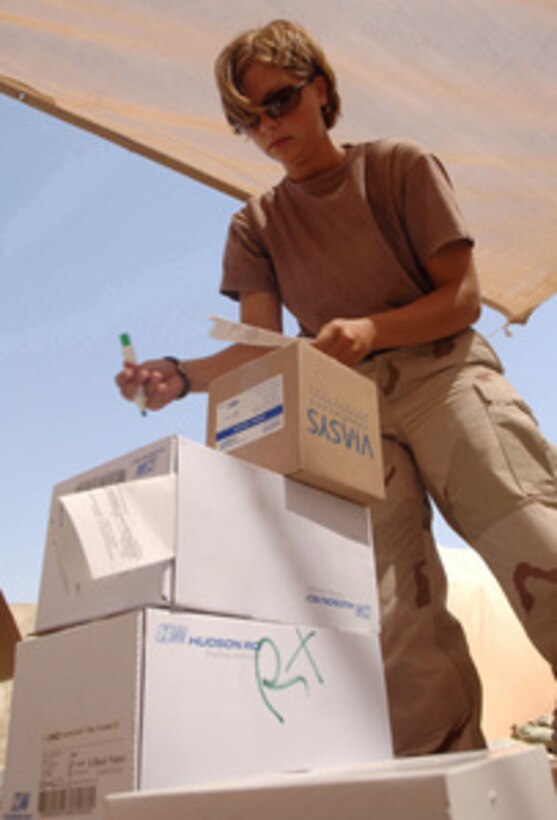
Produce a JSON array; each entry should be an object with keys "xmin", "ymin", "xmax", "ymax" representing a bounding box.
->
[{"xmin": 254, "ymin": 627, "xmax": 324, "ymax": 724}]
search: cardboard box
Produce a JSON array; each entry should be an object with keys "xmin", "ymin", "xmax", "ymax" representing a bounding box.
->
[
  {"xmin": 0, "ymin": 593, "xmax": 21, "ymax": 682},
  {"xmin": 207, "ymin": 343, "xmax": 384, "ymax": 506},
  {"xmin": 37, "ymin": 437, "xmax": 378, "ymax": 635},
  {"xmin": 2, "ymin": 609, "xmax": 393, "ymax": 820},
  {"xmin": 104, "ymin": 745, "xmax": 557, "ymax": 820}
]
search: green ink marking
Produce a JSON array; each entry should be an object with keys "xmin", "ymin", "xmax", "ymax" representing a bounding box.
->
[
  {"xmin": 285, "ymin": 628, "xmax": 325, "ymax": 684},
  {"xmin": 254, "ymin": 629, "xmax": 325, "ymax": 724}
]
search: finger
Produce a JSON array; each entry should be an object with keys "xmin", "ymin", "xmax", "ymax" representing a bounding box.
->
[
  {"xmin": 144, "ymin": 382, "xmax": 177, "ymax": 411},
  {"xmin": 147, "ymin": 369, "xmax": 164, "ymax": 385},
  {"xmin": 313, "ymin": 324, "xmax": 340, "ymax": 353},
  {"xmin": 323, "ymin": 329, "xmax": 352, "ymax": 358},
  {"xmin": 144, "ymin": 377, "xmax": 167, "ymax": 404},
  {"xmin": 115, "ymin": 363, "xmax": 136, "ymax": 387},
  {"xmin": 323, "ymin": 335, "xmax": 362, "ymax": 366},
  {"xmin": 135, "ymin": 366, "xmax": 155, "ymax": 384}
]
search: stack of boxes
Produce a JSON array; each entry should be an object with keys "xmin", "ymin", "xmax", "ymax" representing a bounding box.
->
[
  {"xmin": 3, "ymin": 342, "xmax": 556, "ymax": 820},
  {"xmin": 2, "ymin": 344, "xmax": 393, "ymax": 820}
]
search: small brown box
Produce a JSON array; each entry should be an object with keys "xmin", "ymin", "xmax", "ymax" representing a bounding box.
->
[
  {"xmin": 0, "ymin": 590, "xmax": 22, "ymax": 681},
  {"xmin": 207, "ymin": 343, "xmax": 384, "ymax": 505}
]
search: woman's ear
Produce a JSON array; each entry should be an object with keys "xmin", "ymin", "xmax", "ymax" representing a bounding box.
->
[{"xmin": 313, "ymin": 73, "xmax": 328, "ymax": 107}]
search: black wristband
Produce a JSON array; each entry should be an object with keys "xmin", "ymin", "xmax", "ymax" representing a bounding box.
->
[{"xmin": 164, "ymin": 356, "xmax": 191, "ymax": 399}]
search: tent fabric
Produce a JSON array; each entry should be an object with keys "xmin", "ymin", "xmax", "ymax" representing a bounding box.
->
[
  {"xmin": 1, "ymin": 0, "xmax": 556, "ymax": 323},
  {"xmin": 440, "ymin": 547, "xmax": 555, "ymax": 742}
]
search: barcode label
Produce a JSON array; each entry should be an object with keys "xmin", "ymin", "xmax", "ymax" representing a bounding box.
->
[{"xmin": 38, "ymin": 785, "xmax": 97, "ymax": 816}]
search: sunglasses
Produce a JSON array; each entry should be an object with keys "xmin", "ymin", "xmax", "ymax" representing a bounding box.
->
[{"xmin": 233, "ymin": 78, "xmax": 313, "ymax": 134}]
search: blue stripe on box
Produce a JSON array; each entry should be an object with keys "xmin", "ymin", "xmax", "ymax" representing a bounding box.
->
[{"xmin": 216, "ymin": 405, "xmax": 284, "ymax": 442}]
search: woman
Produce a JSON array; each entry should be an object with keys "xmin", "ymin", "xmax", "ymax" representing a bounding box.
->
[{"xmin": 117, "ymin": 19, "xmax": 557, "ymax": 756}]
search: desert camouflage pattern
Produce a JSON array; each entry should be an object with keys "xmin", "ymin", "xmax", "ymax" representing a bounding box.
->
[{"xmin": 358, "ymin": 329, "xmax": 557, "ymax": 755}]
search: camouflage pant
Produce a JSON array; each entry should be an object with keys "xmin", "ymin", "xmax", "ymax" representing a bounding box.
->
[{"xmin": 357, "ymin": 329, "xmax": 557, "ymax": 756}]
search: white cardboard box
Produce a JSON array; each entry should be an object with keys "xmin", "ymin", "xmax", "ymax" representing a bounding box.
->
[
  {"xmin": 207, "ymin": 343, "xmax": 385, "ymax": 505},
  {"xmin": 2, "ymin": 609, "xmax": 392, "ymax": 820},
  {"xmin": 104, "ymin": 745, "xmax": 556, "ymax": 820},
  {"xmin": 37, "ymin": 437, "xmax": 378, "ymax": 635}
]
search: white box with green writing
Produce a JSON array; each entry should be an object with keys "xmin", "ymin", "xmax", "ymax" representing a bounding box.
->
[{"xmin": 2, "ymin": 609, "xmax": 392, "ymax": 820}]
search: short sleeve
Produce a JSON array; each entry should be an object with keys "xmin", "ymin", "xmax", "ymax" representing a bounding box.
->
[
  {"xmin": 401, "ymin": 148, "xmax": 474, "ymax": 261},
  {"xmin": 220, "ymin": 207, "xmax": 279, "ymax": 302}
]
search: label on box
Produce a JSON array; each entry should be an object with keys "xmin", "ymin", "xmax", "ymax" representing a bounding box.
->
[
  {"xmin": 215, "ymin": 375, "xmax": 284, "ymax": 452},
  {"xmin": 37, "ymin": 719, "xmax": 128, "ymax": 817},
  {"xmin": 147, "ymin": 614, "xmax": 342, "ymax": 731},
  {"xmin": 305, "ymin": 385, "xmax": 376, "ymax": 460}
]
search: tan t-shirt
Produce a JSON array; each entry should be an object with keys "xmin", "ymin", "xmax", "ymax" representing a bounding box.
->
[{"xmin": 221, "ymin": 139, "xmax": 473, "ymax": 337}]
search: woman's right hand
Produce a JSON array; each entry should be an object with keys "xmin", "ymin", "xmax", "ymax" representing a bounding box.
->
[{"xmin": 114, "ymin": 358, "xmax": 185, "ymax": 411}]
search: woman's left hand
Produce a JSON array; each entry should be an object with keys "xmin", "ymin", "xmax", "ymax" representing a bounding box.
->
[{"xmin": 313, "ymin": 317, "xmax": 377, "ymax": 366}]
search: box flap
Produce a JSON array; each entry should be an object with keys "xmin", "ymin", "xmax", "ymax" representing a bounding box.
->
[
  {"xmin": 208, "ymin": 315, "xmax": 297, "ymax": 349},
  {"xmin": 54, "ymin": 475, "xmax": 176, "ymax": 591}
]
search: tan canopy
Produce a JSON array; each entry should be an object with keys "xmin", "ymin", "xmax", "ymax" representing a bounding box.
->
[{"xmin": 1, "ymin": 0, "xmax": 556, "ymax": 323}]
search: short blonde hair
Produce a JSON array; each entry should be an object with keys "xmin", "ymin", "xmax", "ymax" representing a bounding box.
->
[{"xmin": 215, "ymin": 19, "xmax": 341, "ymax": 133}]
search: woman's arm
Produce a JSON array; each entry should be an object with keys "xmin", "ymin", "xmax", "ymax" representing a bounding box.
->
[
  {"xmin": 176, "ymin": 289, "xmax": 283, "ymax": 392},
  {"xmin": 115, "ymin": 290, "xmax": 282, "ymax": 410},
  {"xmin": 313, "ymin": 240, "xmax": 481, "ymax": 366}
]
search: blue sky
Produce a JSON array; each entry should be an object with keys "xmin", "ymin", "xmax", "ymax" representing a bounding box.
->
[{"xmin": 1, "ymin": 93, "xmax": 555, "ymax": 603}]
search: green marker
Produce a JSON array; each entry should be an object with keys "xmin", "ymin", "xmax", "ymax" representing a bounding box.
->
[{"xmin": 120, "ymin": 333, "xmax": 147, "ymax": 416}]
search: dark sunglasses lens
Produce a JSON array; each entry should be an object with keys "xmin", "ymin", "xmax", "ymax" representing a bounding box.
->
[
  {"xmin": 234, "ymin": 82, "xmax": 307, "ymax": 132},
  {"xmin": 266, "ymin": 85, "xmax": 302, "ymax": 119}
]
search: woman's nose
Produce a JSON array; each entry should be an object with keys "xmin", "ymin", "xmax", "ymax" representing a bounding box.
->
[{"xmin": 258, "ymin": 112, "xmax": 279, "ymax": 133}]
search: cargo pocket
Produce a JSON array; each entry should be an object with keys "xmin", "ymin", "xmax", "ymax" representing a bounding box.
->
[{"xmin": 472, "ymin": 377, "xmax": 557, "ymax": 500}]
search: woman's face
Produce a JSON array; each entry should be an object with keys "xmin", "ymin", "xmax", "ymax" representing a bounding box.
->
[{"xmin": 239, "ymin": 60, "xmax": 329, "ymax": 180}]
